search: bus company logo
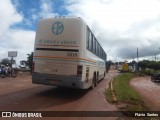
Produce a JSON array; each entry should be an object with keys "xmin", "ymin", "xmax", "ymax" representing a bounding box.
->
[{"xmin": 52, "ymin": 21, "xmax": 64, "ymax": 35}]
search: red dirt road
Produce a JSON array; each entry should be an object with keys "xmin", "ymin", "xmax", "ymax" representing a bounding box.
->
[
  {"xmin": 0, "ymin": 70, "xmax": 119, "ymax": 120},
  {"xmin": 130, "ymin": 76, "xmax": 160, "ymax": 111}
]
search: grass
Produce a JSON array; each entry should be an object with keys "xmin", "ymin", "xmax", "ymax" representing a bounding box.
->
[{"xmin": 105, "ymin": 73, "xmax": 148, "ymax": 111}]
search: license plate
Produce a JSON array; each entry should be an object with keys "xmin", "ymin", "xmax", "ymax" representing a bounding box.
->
[{"xmin": 46, "ymin": 79, "xmax": 60, "ymax": 85}]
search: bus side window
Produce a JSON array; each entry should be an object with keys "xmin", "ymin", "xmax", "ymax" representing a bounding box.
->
[
  {"xmin": 96, "ymin": 41, "xmax": 98, "ymax": 55},
  {"xmin": 105, "ymin": 53, "xmax": 107, "ymax": 60},
  {"xmin": 98, "ymin": 44, "xmax": 101, "ymax": 57},
  {"xmin": 99, "ymin": 48, "xmax": 101, "ymax": 58},
  {"xmin": 86, "ymin": 26, "xmax": 106, "ymax": 60},
  {"xmin": 87, "ymin": 27, "xmax": 90, "ymax": 49},
  {"xmin": 93, "ymin": 37, "xmax": 96, "ymax": 54},
  {"xmin": 102, "ymin": 51, "xmax": 104, "ymax": 60},
  {"xmin": 101, "ymin": 48, "xmax": 103, "ymax": 59},
  {"xmin": 89, "ymin": 31, "xmax": 92, "ymax": 51},
  {"xmin": 95, "ymin": 40, "xmax": 97, "ymax": 54},
  {"xmin": 103, "ymin": 51, "xmax": 106, "ymax": 60},
  {"xmin": 91, "ymin": 34, "xmax": 93, "ymax": 51}
]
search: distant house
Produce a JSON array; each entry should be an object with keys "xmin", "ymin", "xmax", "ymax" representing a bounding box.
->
[{"xmin": 19, "ymin": 60, "xmax": 28, "ymax": 68}]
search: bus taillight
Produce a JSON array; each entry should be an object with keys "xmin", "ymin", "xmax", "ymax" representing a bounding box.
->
[{"xmin": 77, "ymin": 65, "xmax": 83, "ymax": 77}]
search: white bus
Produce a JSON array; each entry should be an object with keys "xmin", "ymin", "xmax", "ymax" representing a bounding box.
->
[{"xmin": 32, "ymin": 17, "xmax": 107, "ymax": 89}]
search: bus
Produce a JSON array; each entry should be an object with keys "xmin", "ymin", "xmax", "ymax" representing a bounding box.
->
[{"xmin": 32, "ymin": 17, "xmax": 107, "ymax": 89}]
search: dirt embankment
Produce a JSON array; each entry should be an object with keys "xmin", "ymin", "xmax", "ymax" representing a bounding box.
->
[{"xmin": 130, "ymin": 76, "xmax": 160, "ymax": 111}]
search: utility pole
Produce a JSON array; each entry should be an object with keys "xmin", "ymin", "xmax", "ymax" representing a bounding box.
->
[
  {"xmin": 155, "ymin": 54, "xmax": 157, "ymax": 61},
  {"xmin": 137, "ymin": 48, "xmax": 139, "ymax": 77},
  {"xmin": 11, "ymin": 57, "xmax": 13, "ymax": 69}
]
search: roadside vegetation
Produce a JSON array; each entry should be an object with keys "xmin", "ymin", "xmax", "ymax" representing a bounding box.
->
[
  {"xmin": 138, "ymin": 60, "xmax": 160, "ymax": 76},
  {"xmin": 139, "ymin": 60, "xmax": 160, "ymax": 70},
  {"xmin": 138, "ymin": 69, "xmax": 160, "ymax": 77},
  {"xmin": 105, "ymin": 73, "xmax": 148, "ymax": 111}
]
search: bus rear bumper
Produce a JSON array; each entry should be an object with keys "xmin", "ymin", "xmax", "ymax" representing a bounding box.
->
[{"xmin": 32, "ymin": 72, "xmax": 88, "ymax": 89}]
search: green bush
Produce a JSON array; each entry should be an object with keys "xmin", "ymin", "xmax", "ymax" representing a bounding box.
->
[{"xmin": 139, "ymin": 69, "xmax": 159, "ymax": 76}]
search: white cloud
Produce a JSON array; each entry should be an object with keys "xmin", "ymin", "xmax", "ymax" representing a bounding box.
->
[
  {"xmin": 1, "ymin": 0, "xmax": 160, "ymax": 63},
  {"xmin": 0, "ymin": 0, "xmax": 35, "ymax": 64},
  {"xmin": 32, "ymin": 14, "xmax": 39, "ymax": 21},
  {"xmin": 39, "ymin": 0, "xmax": 59, "ymax": 18},
  {"xmin": 6, "ymin": 29, "xmax": 35, "ymax": 50},
  {"xmin": 0, "ymin": 0, "xmax": 22, "ymax": 37},
  {"xmin": 65, "ymin": 0, "xmax": 160, "ymax": 61}
]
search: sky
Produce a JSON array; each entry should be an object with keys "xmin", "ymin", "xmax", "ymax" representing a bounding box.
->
[{"xmin": 0, "ymin": 0, "xmax": 160, "ymax": 64}]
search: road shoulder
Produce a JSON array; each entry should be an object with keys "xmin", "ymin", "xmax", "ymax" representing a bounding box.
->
[{"xmin": 130, "ymin": 76, "xmax": 160, "ymax": 111}]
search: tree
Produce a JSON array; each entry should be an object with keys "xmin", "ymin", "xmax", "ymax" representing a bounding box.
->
[
  {"xmin": 139, "ymin": 60, "xmax": 160, "ymax": 70},
  {"xmin": 106, "ymin": 60, "xmax": 113, "ymax": 72},
  {"xmin": 27, "ymin": 52, "xmax": 33, "ymax": 73},
  {"xmin": 1, "ymin": 58, "xmax": 11, "ymax": 66}
]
